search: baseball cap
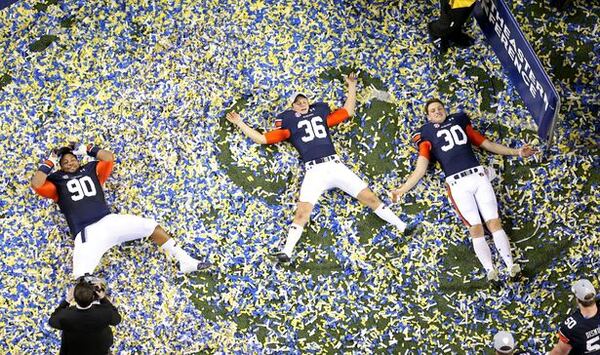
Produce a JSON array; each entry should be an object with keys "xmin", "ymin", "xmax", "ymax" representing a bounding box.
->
[
  {"xmin": 493, "ymin": 331, "xmax": 515, "ymax": 353},
  {"xmin": 289, "ymin": 92, "xmax": 308, "ymax": 106},
  {"xmin": 572, "ymin": 279, "xmax": 596, "ymax": 301}
]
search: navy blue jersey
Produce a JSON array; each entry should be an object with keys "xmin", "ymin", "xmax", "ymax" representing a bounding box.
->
[
  {"xmin": 47, "ymin": 161, "xmax": 111, "ymax": 238},
  {"xmin": 558, "ymin": 300, "xmax": 600, "ymax": 355},
  {"xmin": 416, "ymin": 112, "xmax": 485, "ymax": 176},
  {"xmin": 275, "ymin": 102, "xmax": 336, "ymax": 162}
]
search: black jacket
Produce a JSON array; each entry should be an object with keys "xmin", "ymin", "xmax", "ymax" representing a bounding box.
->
[{"xmin": 49, "ymin": 298, "xmax": 121, "ymax": 355}]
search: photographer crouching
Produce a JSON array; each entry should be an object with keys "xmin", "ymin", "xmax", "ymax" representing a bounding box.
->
[{"xmin": 49, "ymin": 275, "xmax": 121, "ymax": 354}]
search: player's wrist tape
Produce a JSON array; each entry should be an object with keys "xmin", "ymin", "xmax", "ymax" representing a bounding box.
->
[
  {"xmin": 87, "ymin": 144, "xmax": 101, "ymax": 157},
  {"xmin": 38, "ymin": 160, "xmax": 54, "ymax": 174}
]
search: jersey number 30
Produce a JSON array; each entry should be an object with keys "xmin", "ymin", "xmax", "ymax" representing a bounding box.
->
[
  {"xmin": 298, "ymin": 117, "xmax": 327, "ymax": 142},
  {"xmin": 67, "ymin": 176, "xmax": 97, "ymax": 201},
  {"xmin": 437, "ymin": 126, "xmax": 468, "ymax": 152}
]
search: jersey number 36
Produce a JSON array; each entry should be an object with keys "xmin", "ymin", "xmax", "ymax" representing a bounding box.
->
[
  {"xmin": 298, "ymin": 117, "xmax": 327, "ymax": 142},
  {"xmin": 437, "ymin": 126, "xmax": 468, "ymax": 152},
  {"xmin": 67, "ymin": 176, "xmax": 97, "ymax": 201}
]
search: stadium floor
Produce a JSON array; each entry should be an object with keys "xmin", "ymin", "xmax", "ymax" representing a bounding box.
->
[{"xmin": 0, "ymin": 0, "xmax": 598, "ymax": 353}]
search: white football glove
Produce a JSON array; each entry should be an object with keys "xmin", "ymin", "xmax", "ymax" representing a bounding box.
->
[
  {"xmin": 47, "ymin": 150, "xmax": 59, "ymax": 167},
  {"xmin": 71, "ymin": 143, "xmax": 88, "ymax": 156}
]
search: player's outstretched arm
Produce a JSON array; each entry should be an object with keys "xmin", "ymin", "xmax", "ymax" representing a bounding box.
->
[
  {"xmin": 390, "ymin": 156, "xmax": 429, "ymax": 203},
  {"xmin": 479, "ymin": 139, "xmax": 537, "ymax": 158},
  {"xmin": 550, "ymin": 339, "xmax": 572, "ymax": 355},
  {"xmin": 342, "ymin": 72, "xmax": 358, "ymax": 117},
  {"xmin": 225, "ymin": 112, "xmax": 268, "ymax": 144}
]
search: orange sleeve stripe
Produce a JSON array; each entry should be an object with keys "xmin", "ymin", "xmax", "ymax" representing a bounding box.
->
[
  {"xmin": 465, "ymin": 124, "xmax": 486, "ymax": 146},
  {"xmin": 326, "ymin": 108, "xmax": 349, "ymax": 127},
  {"xmin": 418, "ymin": 140, "xmax": 432, "ymax": 160},
  {"xmin": 96, "ymin": 161, "xmax": 114, "ymax": 185},
  {"xmin": 33, "ymin": 181, "xmax": 59, "ymax": 202},
  {"xmin": 557, "ymin": 330, "xmax": 570, "ymax": 344},
  {"xmin": 412, "ymin": 134, "xmax": 422, "ymax": 144},
  {"xmin": 264, "ymin": 129, "xmax": 291, "ymax": 144}
]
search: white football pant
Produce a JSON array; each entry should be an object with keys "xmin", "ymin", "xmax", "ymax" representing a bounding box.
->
[
  {"xmin": 445, "ymin": 166, "xmax": 499, "ymax": 226},
  {"xmin": 72, "ymin": 214, "xmax": 158, "ymax": 278}
]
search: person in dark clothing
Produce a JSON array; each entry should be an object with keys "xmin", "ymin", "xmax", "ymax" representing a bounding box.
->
[
  {"xmin": 49, "ymin": 277, "xmax": 121, "ymax": 355},
  {"xmin": 428, "ymin": 0, "xmax": 477, "ymax": 54}
]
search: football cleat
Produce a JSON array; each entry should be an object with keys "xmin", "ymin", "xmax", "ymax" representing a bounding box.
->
[
  {"xmin": 487, "ymin": 268, "xmax": 500, "ymax": 282},
  {"xmin": 403, "ymin": 222, "xmax": 423, "ymax": 237},
  {"xmin": 179, "ymin": 259, "xmax": 212, "ymax": 274},
  {"xmin": 269, "ymin": 251, "xmax": 291, "ymax": 263},
  {"xmin": 509, "ymin": 264, "xmax": 522, "ymax": 278}
]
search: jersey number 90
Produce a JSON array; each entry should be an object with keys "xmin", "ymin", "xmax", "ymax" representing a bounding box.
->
[
  {"xmin": 67, "ymin": 176, "xmax": 97, "ymax": 201},
  {"xmin": 298, "ymin": 117, "xmax": 327, "ymax": 142},
  {"xmin": 437, "ymin": 126, "xmax": 468, "ymax": 152}
]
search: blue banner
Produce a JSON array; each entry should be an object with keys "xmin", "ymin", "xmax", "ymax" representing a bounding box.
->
[
  {"xmin": 474, "ymin": 0, "xmax": 560, "ymax": 144},
  {"xmin": 0, "ymin": 0, "xmax": 19, "ymax": 11}
]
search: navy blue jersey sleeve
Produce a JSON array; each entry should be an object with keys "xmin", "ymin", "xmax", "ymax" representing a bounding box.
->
[
  {"xmin": 274, "ymin": 112, "xmax": 286, "ymax": 129},
  {"xmin": 84, "ymin": 161, "xmax": 99, "ymax": 173},
  {"xmin": 456, "ymin": 111, "xmax": 471, "ymax": 127}
]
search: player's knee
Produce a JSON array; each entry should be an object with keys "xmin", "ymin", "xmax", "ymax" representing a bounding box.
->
[
  {"xmin": 358, "ymin": 189, "xmax": 380, "ymax": 208},
  {"xmin": 294, "ymin": 203, "xmax": 312, "ymax": 223},
  {"xmin": 469, "ymin": 224, "xmax": 484, "ymax": 238},
  {"xmin": 486, "ymin": 218, "xmax": 502, "ymax": 232}
]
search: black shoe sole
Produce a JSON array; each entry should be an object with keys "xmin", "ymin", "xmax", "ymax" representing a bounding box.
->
[{"xmin": 269, "ymin": 252, "xmax": 290, "ymax": 263}]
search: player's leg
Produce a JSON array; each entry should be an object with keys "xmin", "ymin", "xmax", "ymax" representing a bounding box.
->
[
  {"xmin": 104, "ymin": 214, "xmax": 209, "ymax": 273},
  {"xmin": 72, "ymin": 218, "xmax": 114, "ymax": 278},
  {"xmin": 447, "ymin": 182, "xmax": 497, "ymax": 281},
  {"xmin": 475, "ymin": 178, "xmax": 518, "ymax": 276},
  {"xmin": 150, "ymin": 225, "xmax": 210, "ymax": 273},
  {"xmin": 73, "ymin": 227, "xmax": 112, "ymax": 279},
  {"xmin": 334, "ymin": 163, "xmax": 407, "ymax": 231},
  {"xmin": 357, "ymin": 188, "xmax": 407, "ymax": 232},
  {"xmin": 276, "ymin": 201, "xmax": 314, "ymax": 261},
  {"xmin": 273, "ymin": 166, "xmax": 326, "ymax": 262}
]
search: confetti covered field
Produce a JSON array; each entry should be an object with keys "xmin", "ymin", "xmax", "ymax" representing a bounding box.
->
[{"xmin": 1, "ymin": 0, "xmax": 598, "ymax": 353}]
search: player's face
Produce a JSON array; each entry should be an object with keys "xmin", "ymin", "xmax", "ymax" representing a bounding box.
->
[
  {"xmin": 59, "ymin": 154, "xmax": 80, "ymax": 173},
  {"xmin": 292, "ymin": 97, "xmax": 309, "ymax": 114},
  {"xmin": 427, "ymin": 102, "xmax": 447, "ymax": 123}
]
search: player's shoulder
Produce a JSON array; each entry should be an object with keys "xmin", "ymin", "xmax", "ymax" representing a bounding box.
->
[
  {"xmin": 412, "ymin": 125, "xmax": 429, "ymax": 145},
  {"xmin": 276, "ymin": 109, "xmax": 295, "ymax": 122},
  {"xmin": 560, "ymin": 309, "xmax": 585, "ymax": 331},
  {"xmin": 82, "ymin": 161, "xmax": 98, "ymax": 170},
  {"xmin": 448, "ymin": 111, "xmax": 470, "ymax": 125},
  {"xmin": 47, "ymin": 171, "xmax": 62, "ymax": 181},
  {"xmin": 310, "ymin": 102, "xmax": 330, "ymax": 113},
  {"xmin": 417, "ymin": 122, "xmax": 433, "ymax": 136},
  {"xmin": 275, "ymin": 109, "xmax": 295, "ymax": 128}
]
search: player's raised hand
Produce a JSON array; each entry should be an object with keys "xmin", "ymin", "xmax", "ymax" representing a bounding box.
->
[
  {"xmin": 66, "ymin": 285, "xmax": 75, "ymax": 303},
  {"xmin": 519, "ymin": 144, "xmax": 538, "ymax": 158},
  {"xmin": 226, "ymin": 111, "xmax": 242, "ymax": 125},
  {"xmin": 70, "ymin": 142, "xmax": 89, "ymax": 156},
  {"xmin": 345, "ymin": 72, "xmax": 358, "ymax": 87},
  {"xmin": 46, "ymin": 149, "xmax": 59, "ymax": 168},
  {"xmin": 390, "ymin": 188, "xmax": 405, "ymax": 203}
]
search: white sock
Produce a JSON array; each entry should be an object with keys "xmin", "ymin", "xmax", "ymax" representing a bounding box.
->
[
  {"xmin": 472, "ymin": 236, "xmax": 494, "ymax": 272},
  {"xmin": 161, "ymin": 239, "xmax": 194, "ymax": 263},
  {"xmin": 282, "ymin": 223, "xmax": 304, "ymax": 257},
  {"xmin": 492, "ymin": 229, "xmax": 514, "ymax": 268},
  {"xmin": 374, "ymin": 204, "xmax": 406, "ymax": 232}
]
